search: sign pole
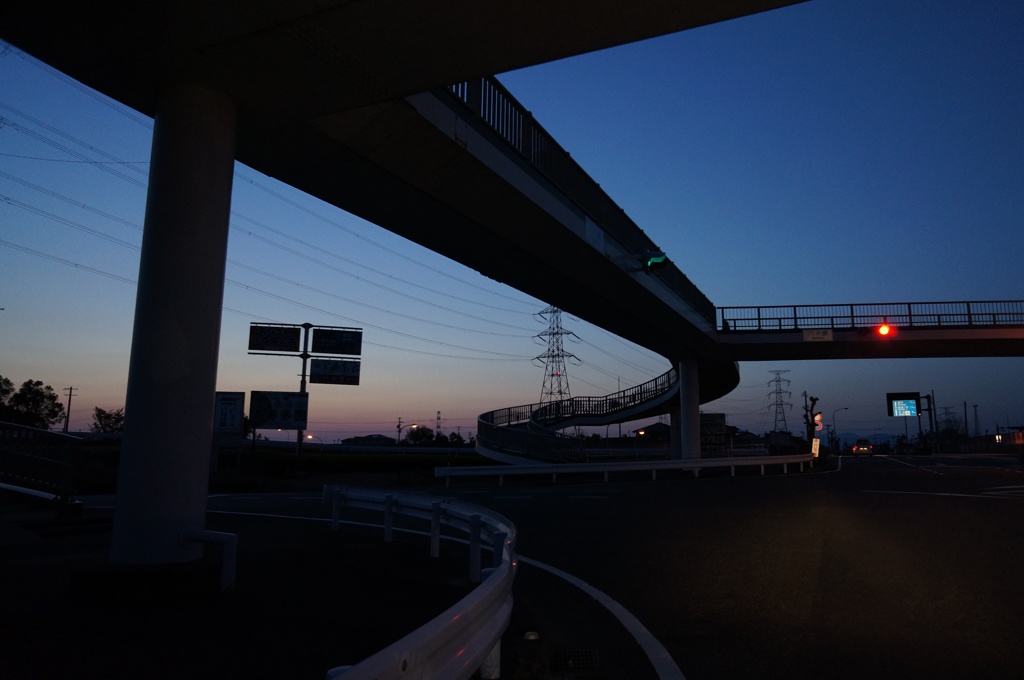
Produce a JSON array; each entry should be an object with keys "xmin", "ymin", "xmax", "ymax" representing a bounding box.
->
[{"xmin": 296, "ymin": 323, "xmax": 312, "ymax": 467}]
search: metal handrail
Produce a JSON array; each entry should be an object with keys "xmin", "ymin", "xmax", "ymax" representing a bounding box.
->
[
  {"xmin": 0, "ymin": 420, "xmax": 80, "ymax": 502},
  {"xmin": 477, "ymin": 369, "xmax": 678, "ymax": 463},
  {"xmin": 447, "ymin": 77, "xmax": 717, "ymax": 325},
  {"xmin": 437, "ymin": 453, "xmax": 814, "ymax": 485},
  {"xmin": 719, "ymin": 300, "xmax": 1024, "ymax": 332}
]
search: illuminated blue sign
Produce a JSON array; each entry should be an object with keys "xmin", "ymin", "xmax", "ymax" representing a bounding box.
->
[{"xmin": 886, "ymin": 392, "xmax": 921, "ymax": 417}]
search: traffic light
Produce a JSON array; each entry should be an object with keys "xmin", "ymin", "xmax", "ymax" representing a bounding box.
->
[
  {"xmin": 813, "ymin": 412, "xmax": 823, "ymax": 431},
  {"xmin": 876, "ymin": 321, "xmax": 896, "ymax": 337}
]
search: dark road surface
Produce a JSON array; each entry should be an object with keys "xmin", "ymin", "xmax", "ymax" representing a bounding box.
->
[
  {"xmin": 447, "ymin": 454, "xmax": 1024, "ymax": 680},
  {"xmin": 4, "ymin": 454, "xmax": 1023, "ymax": 679}
]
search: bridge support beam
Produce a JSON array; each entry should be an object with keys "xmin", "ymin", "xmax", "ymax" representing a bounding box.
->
[
  {"xmin": 671, "ymin": 359, "xmax": 701, "ymax": 460},
  {"xmin": 111, "ymin": 83, "xmax": 236, "ymax": 565}
]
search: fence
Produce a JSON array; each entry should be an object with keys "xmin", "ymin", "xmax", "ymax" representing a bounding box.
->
[
  {"xmin": 0, "ymin": 420, "xmax": 80, "ymax": 501},
  {"xmin": 436, "ymin": 453, "xmax": 814, "ymax": 487},
  {"xmin": 719, "ymin": 300, "xmax": 1024, "ymax": 332},
  {"xmin": 477, "ymin": 368, "xmax": 678, "ymax": 463}
]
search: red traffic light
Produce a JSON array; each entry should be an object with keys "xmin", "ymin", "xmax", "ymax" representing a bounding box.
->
[{"xmin": 876, "ymin": 322, "xmax": 895, "ymax": 337}]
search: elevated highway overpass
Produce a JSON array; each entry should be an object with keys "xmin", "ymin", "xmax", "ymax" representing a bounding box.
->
[{"xmin": 7, "ymin": 0, "xmax": 1024, "ymax": 565}]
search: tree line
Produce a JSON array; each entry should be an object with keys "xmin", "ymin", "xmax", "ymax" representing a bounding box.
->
[{"xmin": 0, "ymin": 374, "xmax": 124, "ymax": 433}]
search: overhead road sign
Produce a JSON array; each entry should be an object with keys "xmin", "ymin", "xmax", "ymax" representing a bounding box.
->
[
  {"xmin": 887, "ymin": 392, "xmax": 920, "ymax": 417},
  {"xmin": 248, "ymin": 324, "xmax": 302, "ymax": 353},
  {"xmin": 249, "ymin": 391, "xmax": 309, "ymax": 429},
  {"xmin": 310, "ymin": 358, "xmax": 361, "ymax": 385},
  {"xmin": 311, "ymin": 328, "xmax": 362, "ymax": 356}
]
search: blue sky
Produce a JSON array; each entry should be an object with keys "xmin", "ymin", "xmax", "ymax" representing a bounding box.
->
[{"xmin": 2, "ymin": 0, "xmax": 1022, "ymax": 444}]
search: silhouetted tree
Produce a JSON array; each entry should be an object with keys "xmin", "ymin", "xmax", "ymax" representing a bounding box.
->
[
  {"xmin": 0, "ymin": 375, "xmax": 65, "ymax": 429},
  {"xmin": 90, "ymin": 406, "xmax": 125, "ymax": 433},
  {"xmin": 407, "ymin": 426, "xmax": 434, "ymax": 445},
  {"xmin": 0, "ymin": 375, "xmax": 14, "ymax": 421}
]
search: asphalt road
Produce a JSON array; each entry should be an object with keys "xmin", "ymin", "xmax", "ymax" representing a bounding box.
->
[{"xmin": 447, "ymin": 455, "xmax": 1024, "ymax": 680}]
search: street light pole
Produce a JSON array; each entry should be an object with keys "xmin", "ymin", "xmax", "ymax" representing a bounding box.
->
[{"xmin": 396, "ymin": 418, "xmax": 418, "ymax": 445}]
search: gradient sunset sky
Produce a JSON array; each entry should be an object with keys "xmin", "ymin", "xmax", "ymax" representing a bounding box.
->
[{"xmin": 2, "ymin": 0, "xmax": 1021, "ymax": 443}]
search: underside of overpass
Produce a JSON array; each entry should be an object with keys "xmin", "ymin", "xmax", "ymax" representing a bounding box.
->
[
  {"xmin": 5, "ymin": 0, "xmax": 807, "ymax": 396},
  {"xmin": 5, "ymin": 1, "xmax": 809, "ymax": 564}
]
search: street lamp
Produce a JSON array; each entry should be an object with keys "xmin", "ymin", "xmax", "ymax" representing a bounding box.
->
[
  {"xmin": 396, "ymin": 421, "xmax": 418, "ymax": 444},
  {"xmin": 832, "ymin": 407, "xmax": 848, "ymax": 451}
]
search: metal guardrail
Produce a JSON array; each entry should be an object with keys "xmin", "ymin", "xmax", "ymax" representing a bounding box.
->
[
  {"xmin": 447, "ymin": 77, "xmax": 717, "ymax": 326},
  {"xmin": 0, "ymin": 420, "xmax": 80, "ymax": 502},
  {"xmin": 437, "ymin": 453, "xmax": 814, "ymax": 486},
  {"xmin": 719, "ymin": 300, "xmax": 1024, "ymax": 332},
  {"xmin": 323, "ymin": 486, "xmax": 516, "ymax": 680}
]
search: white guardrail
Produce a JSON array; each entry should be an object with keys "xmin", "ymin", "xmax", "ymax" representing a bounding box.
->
[
  {"xmin": 436, "ymin": 453, "xmax": 815, "ymax": 486},
  {"xmin": 322, "ymin": 486, "xmax": 517, "ymax": 680}
]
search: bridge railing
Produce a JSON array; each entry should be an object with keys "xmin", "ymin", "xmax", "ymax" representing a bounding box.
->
[
  {"xmin": 531, "ymin": 368, "xmax": 678, "ymax": 425},
  {"xmin": 0, "ymin": 420, "xmax": 79, "ymax": 501},
  {"xmin": 718, "ymin": 300, "xmax": 1024, "ymax": 332},
  {"xmin": 477, "ymin": 407, "xmax": 584, "ymax": 462},
  {"xmin": 447, "ymin": 77, "xmax": 717, "ymax": 326},
  {"xmin": 477, "ymin": 369, "xmax": 678, "ymax": 463}
]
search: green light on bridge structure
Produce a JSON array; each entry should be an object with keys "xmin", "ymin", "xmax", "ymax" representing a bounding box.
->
[{"xmin": 644, "ymin": 250, "xmax": 667, "ymax": 271}]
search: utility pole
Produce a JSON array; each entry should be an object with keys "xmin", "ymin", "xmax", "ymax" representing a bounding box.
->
[{"xmin": 62, "ymin": 386, "xmax": 78, "ymax": 433}]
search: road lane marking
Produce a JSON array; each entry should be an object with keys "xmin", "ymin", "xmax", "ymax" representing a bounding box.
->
[
  {"xmin": 863, "ymin": 489, "xmax": 1019, "ymax": 500},
  {"xmin": 518, "ymin": 555, "xmax": 686, "ymax": 680},
  {"xmin": 877, "ymin": 456, "xmax": 944, "ymax": 474}
]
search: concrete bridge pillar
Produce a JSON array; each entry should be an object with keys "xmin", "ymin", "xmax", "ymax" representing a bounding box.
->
[
  {"xmin": 111, "ymin": 84, "xmax": 236, "ymax": 565},
  {"xmin": 671, "ymin": 359, "xmax": 701, "ymax": 460}
]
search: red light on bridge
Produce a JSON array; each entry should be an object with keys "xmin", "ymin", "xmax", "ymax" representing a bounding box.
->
[{"xmin": 877, "ymin": 322, "xmax": 895, "ymax": 337}]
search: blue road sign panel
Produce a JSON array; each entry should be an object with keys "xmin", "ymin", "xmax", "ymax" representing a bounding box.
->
[{"xmin": 886, "ymin": 391, "xmax": 921, "ymax": 417}]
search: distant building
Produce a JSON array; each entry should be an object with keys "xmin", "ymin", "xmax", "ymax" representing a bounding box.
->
[{"xmin": 341, "ymin": 434, "xmax": 396, "ymax": 446}]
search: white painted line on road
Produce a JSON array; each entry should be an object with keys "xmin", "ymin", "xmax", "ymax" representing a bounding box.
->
[
  {"xmin": 877, "ymin": 456, "xmax": 944, "ymax": 474},
  {"xmin": 983, "ymin": 486, "xmax": 1024, "ymax": 497},
  {"xmin": 206, "ymin": 506, "xmax": 682, "ymax": 677},
  {"xmin": 863, "ymin": 489, "xmax": 1020, "ymax": 500},
  {"xmin": 518, "ymin": 555, "xmax": 686, "ymax": 680}
]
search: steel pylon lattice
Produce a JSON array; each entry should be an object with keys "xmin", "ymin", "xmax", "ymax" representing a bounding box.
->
[
  {"xmin": 768, "ymin": 369, "xmax": 792, "ymax": 432},
  {"xmin": 533, "ymin": 306, "xmax": 581, "ymax": 405}
]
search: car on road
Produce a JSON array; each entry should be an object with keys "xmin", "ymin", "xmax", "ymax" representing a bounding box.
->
[{"xmin": 852, "ymin": 439, "xmax": 873, "ymax": 456}]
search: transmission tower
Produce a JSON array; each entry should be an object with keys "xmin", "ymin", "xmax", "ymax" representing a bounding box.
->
[
  {"xmin": 533, "ymin": 306, "xmax": 581, "ymax": 404},
  {"xmin": 768, "ymin": 370, "xmax": 792, "ymax": 432}
]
